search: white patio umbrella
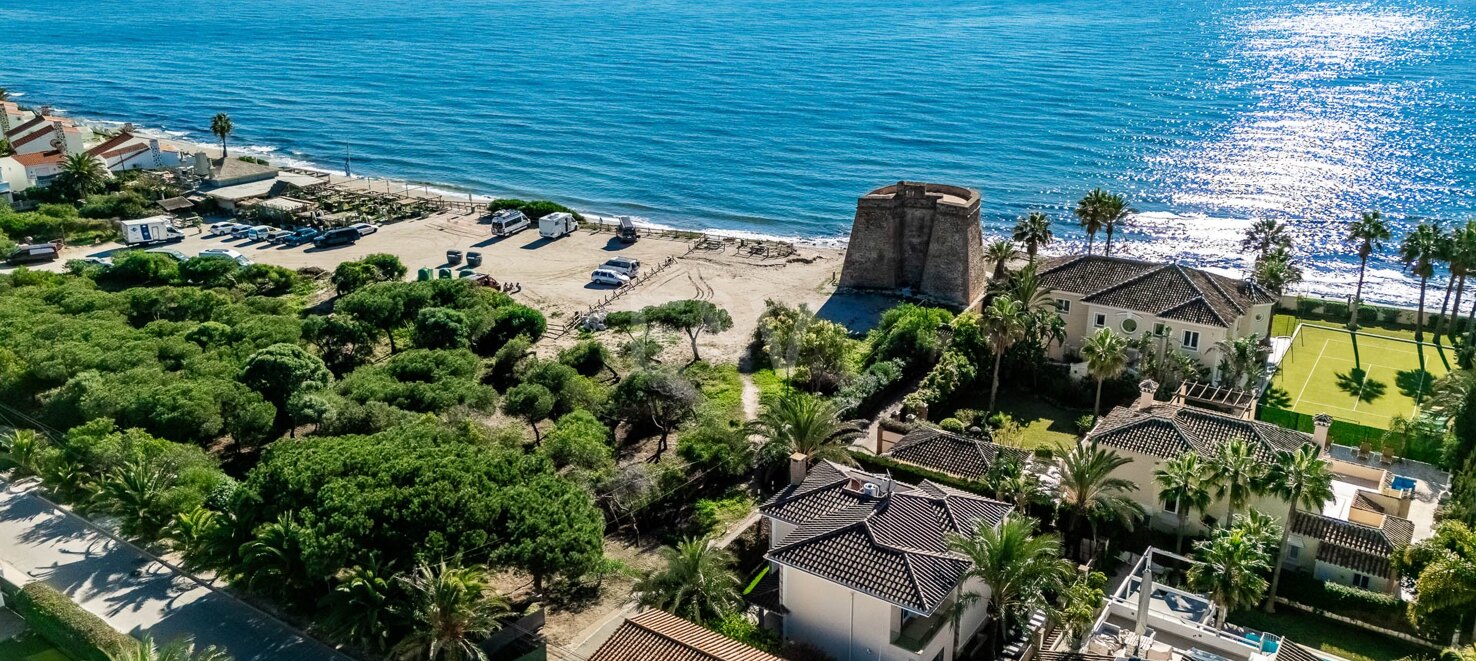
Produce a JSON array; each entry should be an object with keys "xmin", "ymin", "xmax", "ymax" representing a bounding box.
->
[{"xmin": 1135, "ymin": 561, "xmax": 1155, "ymax": 637}]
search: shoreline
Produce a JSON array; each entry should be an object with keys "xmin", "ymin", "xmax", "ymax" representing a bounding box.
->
[{"xmin": 8, "ymin": 100, "xmax": 1437, "ymax": 308}]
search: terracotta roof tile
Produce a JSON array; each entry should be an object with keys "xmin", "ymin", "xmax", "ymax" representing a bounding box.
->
[
  {"xmin": 10, "ymin": 151, "xmax": 65, "ymax": 167},
  {"xmin": 1038, "ymin": 255, "xmax": 1275, "ymax": 328},
  {"xmin": 1290, "ymin": 510, "xmax": 1414, "ymax": 578},
  {"xmin": 589, "ymin": 610, "xmax": 783, "ymax": 661},
  {"xmin": 762, "ymin": 461, "xmax": 1012, "ymax": 614},
  {"xmin": 886, "ymin": 427, "xmax": 1032, "ymax": 480},
  {"xmin": 1087, "ymin": 404, "xmax": 1311, "ymax": 460}
]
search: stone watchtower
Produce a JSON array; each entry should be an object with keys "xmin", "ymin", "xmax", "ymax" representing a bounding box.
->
[{"xmin": 838, "ymin": 182, "xmax": 986, "ymax": 308}]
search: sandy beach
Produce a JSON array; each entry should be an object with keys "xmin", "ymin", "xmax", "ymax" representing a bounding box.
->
[{"xmin": 35, "ymin": 206, "xmax": 895, "ymax": 363}]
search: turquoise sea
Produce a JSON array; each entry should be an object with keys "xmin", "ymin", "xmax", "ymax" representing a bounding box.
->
[{"xmin": 1, "ymin": 0, "xmax": 1473, "ymax": 305}]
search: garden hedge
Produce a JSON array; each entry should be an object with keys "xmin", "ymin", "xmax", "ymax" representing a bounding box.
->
[{"xmin": 10, "ymin": 582, "xmax": 135, "ymax": 661}]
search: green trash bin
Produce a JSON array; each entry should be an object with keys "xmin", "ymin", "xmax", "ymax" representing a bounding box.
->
[
  {"xmin": 417, "ymin": 267, "xmax": 433, "ymax": 281},
  {"xmin": 438, "ymin": 268, "xmax": 452, "ymax": 279}
]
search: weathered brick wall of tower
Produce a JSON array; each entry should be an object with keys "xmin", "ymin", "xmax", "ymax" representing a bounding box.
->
[{"xmin": 838, "ymin": 181, "xmax": 985, "ymax": 308}]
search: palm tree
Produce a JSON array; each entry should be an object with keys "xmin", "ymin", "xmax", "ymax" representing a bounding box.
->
[
  {"xmin": 981, "ymin": 296, "xmax": 1028, "ymax": 411},
  {"xmin": 1154, "ymin": 452, "xmax": 1212, "ymax": 553},
  {"xmin": 1262, "ymin": 445, "xmax": 1334, "ymax": 612},
  {"xmin": 633, "ymin": 537, "xmax": 742, "ymax": 625},
  {"xmin": 1403, "ymin": 221, "xmax": 1447, "ymax": 345},
  {"xmin": 109, "ymin": 634, "xmax": 231, "ymax": 661},
  {"xmin": 1394, "ymin": 521, "xmax": 1476, "ymax": 643},
  {"xmin": 238, "ymin": 513, "xmax": 311, "ymax": 602},
  {"xmin": 1095, "ymin": 190, "xmax": 1134, "ymax": 256},
  {"xmin": 56, "ymin": 152, "xmax": 106, "ymax": 201},
  {"xmin": 1439, "ymin": 220, "xmax": 1476, "ymax": 340},
  {"xmin": 1213, "ymin": 334, "xmax": 1268, "ymax": 388},
  {"xmin": 1058, "ymin": 442, "xmax": 1144, "ymax": 559},
  {"xmin": 0, "ymin": 428, "xmax": 45, "ymax": 475},
  {"xmin": 211, "ymin": 113, "xmax": 234, "ymax": 158},
  {"xmin": 1075, "ymin": 189, "xmax": 1105, "ymax": 255},
  {"xmin": 1253, "ymin": 246, "xmax": 1301, "ymax": 297},
  {"xmin": 986, "ymin": 238, "xmax": 1019, "ymax": 281},
  {"xmin": 751, "ymin": 391, "xmax": 864, "ymax": 466},
  {"xmin": 1241, "ymin": 219, "xmax": 1291, "ymax": 262},
  {"xmin": 1207, "ymin": 438, "xmax": 1265, "ymax": 527},
  {"xmin": 947, "ymin": 516, "xmax": 1072, "ymax": 657},
  {"xmin": 323, "ymin": 561, "xmax": 399, "ymax": 654},
  {"xmin": 1012, "ymin": 212, "xmax": 1055, "ymax": 263},
  {"xmin": 1348, "ymin": 212, "xmax": 1392, "ymax": 328},
  {"xmin": 1080, "ymin": 327, "xmax": 1129, "ymax": 416},
  {"xmin": 92, "ymin": 459, "xmax": 174, "ymax": 539},
  {"xmin": 1187, "ymin": 528, "xmax": 1270, "ymax": 628},
  {"xmin": 393, "ymin": 559, "xmax": 510, "ymax": 661}
]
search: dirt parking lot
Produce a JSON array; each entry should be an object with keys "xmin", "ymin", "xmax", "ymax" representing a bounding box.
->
[{"xmin": 34, "ymin": 212, "xmax": 894, "ymax": 362}]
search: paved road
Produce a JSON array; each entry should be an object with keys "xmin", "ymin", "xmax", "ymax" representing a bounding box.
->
[{"xmin": 0, "ymin": 480, "xmax": 349, "ymax": 661}]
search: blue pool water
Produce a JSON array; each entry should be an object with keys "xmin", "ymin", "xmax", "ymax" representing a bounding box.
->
[{"xmin": 0, "ymin": 0, "xmax": 1473, "ymax": 305}]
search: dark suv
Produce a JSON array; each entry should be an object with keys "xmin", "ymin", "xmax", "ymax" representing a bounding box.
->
[{"xmin": 312, "ymin": 227, "xmax": 361, "ymax": 248}]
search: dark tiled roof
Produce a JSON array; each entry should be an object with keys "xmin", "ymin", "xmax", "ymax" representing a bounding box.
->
[
  {"xmin": 1280, "ymin": 641, "xmax": 1332, "ymax": 661},
  {"xmin": 1290, "ymin": 510, "xmax": 1414, "ymax": 578},
  {"xmin": 1038, "ymin": 255, "xmax": 1275, "ymax": 328},
  {"xmin": 762, "ymin": 461, "xmax": 1013, "ymax": 615},
  {"xmin": 9, "ymin": 124, "xmax": 58, "ymax": 149},
  {"xmin": 885, "ymin": 427, "xmax": 1031, "ymax": 480},
  {"xmin": 589, "ymin": 610, "xmax": 784, "ymax": 661},
  {"xmin": 1351, "ymin": 492, "xmax": 1385, "ymax": 514},
  {"xmin": 86, "ymin": 131, "xmax": 137, "ymax": 157},
  {"xmin": 1087, "ymin": 404, "xmax": 1313, "ymax": 460}
]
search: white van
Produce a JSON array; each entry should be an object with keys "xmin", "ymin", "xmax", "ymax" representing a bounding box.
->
[
  {"xmin": 489, "ymin": 209, "xmax": 531, "ymax": 236},
  {"xmin": 538, "ymin": 212, "xmax": 578, "ymax": 239},
  {"xmin": 120, "ymin": 216, "xmax": 185, "ymax": 246}
]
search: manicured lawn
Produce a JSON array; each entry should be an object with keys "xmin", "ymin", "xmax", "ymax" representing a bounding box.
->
[
  {"xmin": 1270, "ymin": 323, "xmax": 1453, "ymax": 429},
  {"xmin": 0, "ymin": 632, "xmax": 72, "ymax": 661},
  {"xmin": 1229, "ymin": 608, "xmax": 1429, "ymax": 661},
  {"xmin": 992, "ymin": 393, "xmax": 1081, "ymax": 451}
]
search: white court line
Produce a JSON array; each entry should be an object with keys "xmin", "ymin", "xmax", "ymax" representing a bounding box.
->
[{"xmin": 1292, "ymin": 338, "xmax": 1330, "ymax": 410}]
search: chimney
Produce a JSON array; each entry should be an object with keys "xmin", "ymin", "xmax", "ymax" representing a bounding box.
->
[
  {"xmin": 1136, "ymin": 379, "xmax": 1159, "ymax": 410},
  {"xmin": 789, "ymin": 453, "xmax": 808, "ymax": 486},
  {"xmin": 1313, "ymin": 413, "xmax": 1333, "ymax": 450}
]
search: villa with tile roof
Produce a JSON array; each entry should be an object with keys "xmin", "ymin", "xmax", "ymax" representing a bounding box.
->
[
  {"xmin": 760, "ymin": 457, "xmax": 1013, "ymax": 660},
  {"xmin": 1037, "ymin": 255, "xmax": 1277, "ymax": 376},
  {"xmin": 1083, "ymin": 386, "xmax": 1448, "ymax": 593},
  {"xmin": 590, "ymin": 609, "xmax": 784, "ymax": 661},
  {"xmin": 882, "ymin": 426, "xmax": 1033, "ymax": 481}
]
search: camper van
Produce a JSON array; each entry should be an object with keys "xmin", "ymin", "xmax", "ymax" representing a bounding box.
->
[
  {"xmin": 538, "ymin": 212, "xmax": 579, "ymax": 239},
  {"xmin": 7, "ymin": 243, "xmax": 60, "ymax": 265},
  {"xmin": 120, "ymin": 217, "xmax": 186, "ymax": 246},
  {"xmin": 489, "ymin": 209, "xmax": 531, "ymax": 237}
]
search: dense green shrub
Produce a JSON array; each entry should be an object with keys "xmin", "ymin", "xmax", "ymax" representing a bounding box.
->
[
  {"xmin": 1297, "ymin": 299, "xmax": 1321, "ymax": 317},
  {"xmin": 1321, "ymin": 301, "xmax": 1348, "ymax": 320},
  {"xmin": 77, "ymin": 191, "xmax": 154, "ymax": 220},
  {"xmin": 486, "ymin": 198, "xmax": 585, "ymax": 222},
  {"xmin": 339, "ymin": 348, "xmax": 495, "ymax": 413},
  {"xmin": 1380, "ymin": 306, "xmax": 1404, "ymax": 324},
  {"xmin": 1276, "ymin": 572, "xmax": 1433, "ymax": 638},
  {"xmin": 11, "ymin": 582, "xmax": 135, "ymax": 661}
]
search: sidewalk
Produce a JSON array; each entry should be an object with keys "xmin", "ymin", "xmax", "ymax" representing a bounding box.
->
[{"xmin": 0, "ymin": 479, "xmax": 349, "ymax": 661}]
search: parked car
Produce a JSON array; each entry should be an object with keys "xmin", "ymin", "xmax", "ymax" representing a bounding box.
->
[
  {"xmin": 7, "ymin": 243, "xmax": 60, "ymax": 265},
  {"xmin": 245, "ymin": 225, "xmax": 279, "ymax": 241},
  {"xmin": 229, "ymin": 224, "xmax": 257, "ymax": 239},
  {"xmin": 207, "ymin": 222, "xmax": 239, "ymax": 236},
  {"xmin": 489, "ymin": 209, "xmax": 531, "ymax": 236},
  {"xmin": 73, "ymin": 256, "xmax": 114, "ymax": 267},
  {"xmin": 617, "ymin": 216, "xmax": 639, "ymax": 243},
  {"xmin": 446, "ymin": 249, "xmax": 463, "ymax": 265},
  {"xmin": 282, "ymin": 228, "xmax": 321, "ymax": 246},
  {"xmin": 144, "ymin": 248, "xmax": 188, "ymax": 262},
  {"xmin": 349, "ymin": 222, "xmax": 378, "ymax": 236},
  {"xmin": 198, "ymin": 248, "xmax": 253, "ymax": 266},
  {"xmin": 265, "ymin": 229, "xmax": 295, "ymax": 244},
  {"xmin": 590, "ymin": 269, "xmax": 631, "ymax": 286},
  {"xmin": 312, "ymin": 227, "xmax": 360, "ymax": 248},
  {"xmin": 601, "ymin": 256, "xmax": 641, "ymax": 278}
]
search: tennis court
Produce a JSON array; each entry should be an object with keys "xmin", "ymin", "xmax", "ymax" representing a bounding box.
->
[{"xmin": 1270, "ymin": 324, "xmax": 1453, "ymax": 429}]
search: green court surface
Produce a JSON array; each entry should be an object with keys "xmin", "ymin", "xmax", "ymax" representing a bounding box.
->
[
  {"xmin": 1271, "ymin": 324, "xmax": 1453, "ymax": 429},
  {"xmin": 0, "ymin": 632, "xmax": 72, "ymax": 661}
]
